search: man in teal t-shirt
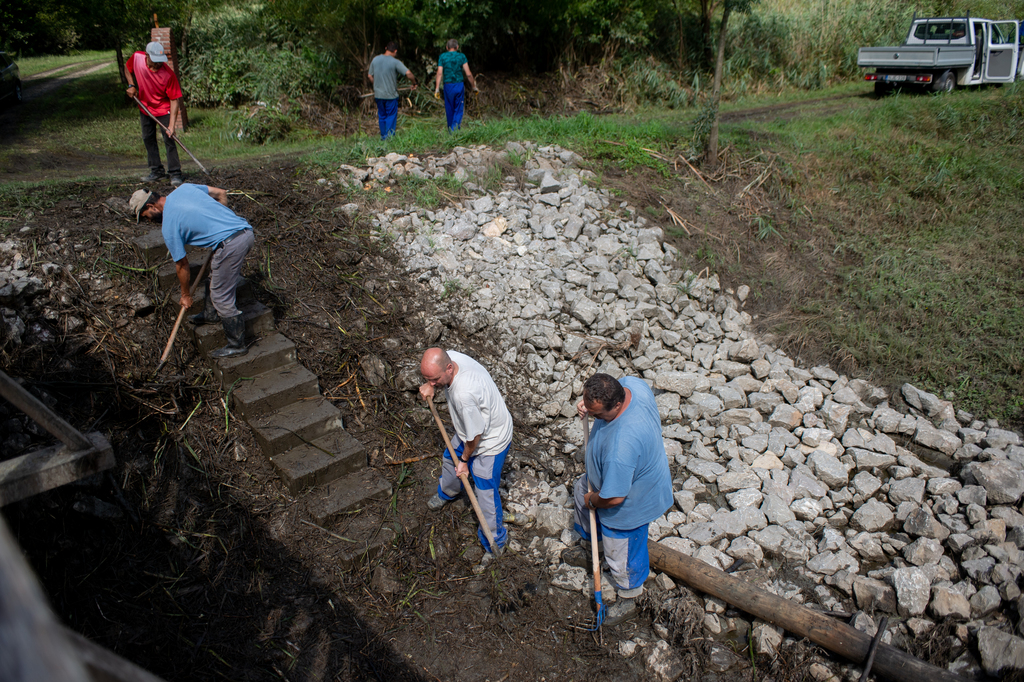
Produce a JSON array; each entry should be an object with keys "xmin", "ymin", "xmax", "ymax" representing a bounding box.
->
[
  {"xmin": 565, "ymin": 373, "xmax": 673, "ymax": 626},
  {"xmin": 368, "ymin": 42, "xmax": 418, "ymax": 140},
  {"xmin": 434, "ymin": 39, "xmax": 478, "ymax": 132}
]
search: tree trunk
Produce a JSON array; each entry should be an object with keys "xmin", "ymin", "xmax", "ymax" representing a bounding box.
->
[
  {"xmin": 706, "ymin": 3, "xmax": 731, "ymax": 169},
  {"xmin": 675, "ymin": 0, "xmax": 687, "ymax": 70},
  {"xmin": 115, "ymin": 38, "xmax": 126, "ymax": 86}
]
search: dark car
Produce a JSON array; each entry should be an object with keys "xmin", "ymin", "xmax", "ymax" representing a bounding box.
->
[{"xmin": 0, "ymin": 52, "xmax": 21, "ymax": 105}]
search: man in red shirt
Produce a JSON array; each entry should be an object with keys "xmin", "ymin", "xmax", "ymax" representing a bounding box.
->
[{"xmin": 126, "ymin": 41, "xmax": 183, "ymax": 186}]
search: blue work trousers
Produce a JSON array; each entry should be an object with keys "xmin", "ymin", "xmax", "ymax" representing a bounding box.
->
[
  {"xmin": 443, "ymin": 82, "xmax": 465, "ymax": 131},
  {"xmin": 375, "ymin": 98, "xmax": 398, "ymax": 140},
  {"xmin": 437, "ymin": 440, "xmax": 511, "ymax": 553}
]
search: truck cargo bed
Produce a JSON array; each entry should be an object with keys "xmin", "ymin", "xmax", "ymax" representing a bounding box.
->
[{"xmin": 857, "ymin": 45, "xmax": 975, "ymax": 69}]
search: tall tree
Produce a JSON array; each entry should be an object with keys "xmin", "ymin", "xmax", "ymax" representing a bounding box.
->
[{"xmin": 705, "ymin": 0, "xmax": 756, "ymax": 168}]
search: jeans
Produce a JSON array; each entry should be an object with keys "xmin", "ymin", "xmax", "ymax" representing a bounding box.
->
[{"xmin": 140, "ymin": 111, "xmax": 181, "ymax": 176}]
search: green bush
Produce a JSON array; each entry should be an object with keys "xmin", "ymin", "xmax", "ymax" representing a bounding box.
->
[
  {"xmin": 181, "ymin": 8, "xmax": 339, "ymax": 107},
  {"xmin": 231, "ymin": 106, "xmax": 293, "ymax": 144}
]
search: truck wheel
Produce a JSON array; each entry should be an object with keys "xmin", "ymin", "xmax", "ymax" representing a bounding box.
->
[
  {"xmin": 874, "ymin": 82, "xmax": 890, "ymax": 98},
  {"xmin": 934, "ymin": 71, "xmax": 956, "ymax": 93}
]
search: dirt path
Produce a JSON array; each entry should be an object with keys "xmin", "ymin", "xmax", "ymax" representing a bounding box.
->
[
  {"xmin": 23, "ymin": 59, "xmax": 111, "ymax": 81},
  {"xmin": 720, "ymin": 91, "xmax": 872, "ymax": 124},
  {"xmin": 18, "ymin": 60, "xmax": 114, "ymax": 103},
  {"xmin": 0, "ymin": 60, "xmax": 115, "ymax": 147}
]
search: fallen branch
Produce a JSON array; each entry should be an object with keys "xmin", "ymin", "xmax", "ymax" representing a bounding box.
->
[
  {"xmin": 385, "ymin": 452, "xmax": 437, "ymax": 465},
  {"xmin": 678, "ymin": 155, "xmax": 712, "ymax": 190},
  {"xmin": 300, "ymin": 519, "xmax": 355, "ymax": 543},
  {"xmin": 660, "ymin": 203, "xmax": 691, "ymax": 236}
]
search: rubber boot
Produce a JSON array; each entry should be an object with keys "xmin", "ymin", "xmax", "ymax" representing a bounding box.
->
[
  {"xmin": 210, "ymin": 314, "xmax": 247, "ymax": 359},
  {"xmin": 189, "ymin": 281, "xmax": 220, "ymax": 326}
]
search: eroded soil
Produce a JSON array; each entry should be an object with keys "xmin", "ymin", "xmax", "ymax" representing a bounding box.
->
[{"xmin": 0, "ymin": 81, "xmax": 939, "ymax": 682}]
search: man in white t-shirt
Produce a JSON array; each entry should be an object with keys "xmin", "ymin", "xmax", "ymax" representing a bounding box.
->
[{"xmin": 420, "ymin": 347, "xmax": 513, "ymax": 555}]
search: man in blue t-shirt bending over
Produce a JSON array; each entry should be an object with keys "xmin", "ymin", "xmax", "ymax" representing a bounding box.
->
[
  {"xmin": 566, "ymin": 373, "xmax": 673, "ymax": 625},
  {"xmin": 130, "ymin": 184, "xmax": 255, "ymax": 359}
]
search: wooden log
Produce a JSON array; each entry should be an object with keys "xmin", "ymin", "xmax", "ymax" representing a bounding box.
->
[
  {"xmin": 648, "ymin": 541, "xmax": 967, "ymax": 682},
  {"xmin": 0, "ymin": 370, "xmax": 92, "ymax": 451}
]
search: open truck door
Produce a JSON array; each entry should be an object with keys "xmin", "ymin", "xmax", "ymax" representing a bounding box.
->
[{"xmin": 985, "ymin": 21, "xmax": 1019, "ymax": 81}]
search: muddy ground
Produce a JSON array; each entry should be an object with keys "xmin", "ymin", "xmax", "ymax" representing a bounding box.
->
[
  {"xmin": 0, "ymin": 70, "xmax": 940, "ymax": 681},
  {"xmin": 0, "ymin": 158, "xmax": 841, "ymax": 682}
]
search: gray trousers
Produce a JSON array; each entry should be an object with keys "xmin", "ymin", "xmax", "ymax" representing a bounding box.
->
[{"xmin": 210, "ymin": 229, "xmax": 254, "ymax": 318}]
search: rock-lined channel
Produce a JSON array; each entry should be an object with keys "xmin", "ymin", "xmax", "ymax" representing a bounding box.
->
[{"xmin": 343, "ymin": 142, "xmax": 1024, "ymax": 680}]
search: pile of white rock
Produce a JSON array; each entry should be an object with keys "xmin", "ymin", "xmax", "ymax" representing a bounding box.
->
[{"xmin": 352, "ymin": 142, "xmax": 1024, "ymax": 680}]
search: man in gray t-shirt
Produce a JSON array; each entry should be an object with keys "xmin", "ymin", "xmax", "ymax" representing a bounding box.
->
[{"xmin": 368, "ymin": 42, "xmax": 418, "ymax": 140}]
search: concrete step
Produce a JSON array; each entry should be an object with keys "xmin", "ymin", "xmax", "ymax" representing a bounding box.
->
[
  {"xmin": 271, "ymin": 429, "xmax": 367, "ymax": 495},
  {"xmin": 322, "ymin": 511, "xmax": 420, "ymax": 571},
  {"xmin": 248, "ymin": 398, "xmax": 343, "ymax": 458},
  {"xmin": 212, "ymin": 332, "xmax": 296, "ymax": 387},
  {"xmin": 230, "ymin": 364, "xmax": 319, "ymax": 420},
  {"xmin": 305, "ymin": 468, "xmax": 392, "ymax": 525},
  {"xmin": 132, "ymin": 229, "xmax": 166, "ymax": 267},
  {"xmin": 157, "ymin": 248, "xmax": 212, "ymax": 288},
  {"xmin": 191, "ymin": 301, "xmax": 274, "ymax": 356},
  {"xmin": 173, "ymin": 277, "xmax": 256, "ymax": 315}
]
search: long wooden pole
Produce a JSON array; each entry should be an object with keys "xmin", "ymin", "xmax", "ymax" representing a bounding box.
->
[
  {"xmin": 647, "ymin": 542, "xmax": 968, "ymax": 682},
  {"xmin": 582, "ymin": 415, "xmax": 605, "ymax": 628},
  {"xmin": 427, "ymin": 399, "xmax": 500, "ymax": 556},
  {"xmin": 153, "ymin": 250, "xmax": 213, "ymax": 376}
]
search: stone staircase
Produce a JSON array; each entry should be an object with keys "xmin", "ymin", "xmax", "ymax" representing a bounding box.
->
[{"xmin": 134, "ymin": 230, "xmax": 398, "ymax": 566}]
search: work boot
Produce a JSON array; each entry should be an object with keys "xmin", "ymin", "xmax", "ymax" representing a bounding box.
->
[
  {"xmin": 426, "ymin": 493, "xmax": 449, "ymax": 511},
  {"xmin": 141, "ymin": 168, "xmax": 167, "ymax": 182},
  {"xmin": 604, "ymin": 597, "xmax": 637, "ymax": 626},
  {"xmin": 209, "ymin": 314, "xmax": 247, "ymax": 359},
  {"xmin": 170, "ymin": 174, "xmax": 184, "ymax": 187},
  {"xmin": 189, "ymin": 282, "xmax": 220, "ymax": 326}
]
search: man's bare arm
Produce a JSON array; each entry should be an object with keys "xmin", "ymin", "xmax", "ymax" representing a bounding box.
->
[
  {"xmin": 206, "ymin": 186, "xmax": 228, "ymax": 206},
  {"xmin": 175, "ymin": 256, "xmax": 193, "ymax": 310}
]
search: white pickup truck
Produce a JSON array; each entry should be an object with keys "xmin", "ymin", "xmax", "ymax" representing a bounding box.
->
[{"xmin": 858, "ymin": 17, "xmax": 1023, "ymax": 95}]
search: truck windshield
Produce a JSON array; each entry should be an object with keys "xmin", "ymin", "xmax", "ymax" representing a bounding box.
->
[{"xmin": 912, "ymin": 21, "xmax": 968, "ymax": 42}]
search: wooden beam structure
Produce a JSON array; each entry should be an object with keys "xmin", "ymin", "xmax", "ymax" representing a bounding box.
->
[
  {"xmin": 648, "ymin": 540, "xmax": 968, "ymax": 682},
  {"xmin": 0, "ymin": 370, "xmax": 115, "ymax": 506}
]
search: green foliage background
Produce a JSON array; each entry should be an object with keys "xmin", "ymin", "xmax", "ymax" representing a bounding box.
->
[{"xmin": 5, "ymin": 0, "xmax": 1024, "ymax": 107}]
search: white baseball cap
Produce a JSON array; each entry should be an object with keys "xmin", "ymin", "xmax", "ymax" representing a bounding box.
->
[{"xmin": 145, "ymin": 41, "xmax": 168, "ymax": 63}]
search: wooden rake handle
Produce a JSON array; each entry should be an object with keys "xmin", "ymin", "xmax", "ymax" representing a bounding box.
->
[
  {"xmin": 428, "ymin": 398, "xmax": 501, "ymax": 556},
  {"xmin": 583, "ymin": 416, "xmax": 602, "ymax": 608},
  {"xmin": 154, "ymin": 250, "xmax": 214, "ymax": 373}
]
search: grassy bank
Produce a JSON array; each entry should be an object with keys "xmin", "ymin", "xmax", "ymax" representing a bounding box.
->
[
  {"xmin": 715, "ymin": 85, "xmax": 1024, "ymax": 427},
  {"xmin": 2, "ymin": 62, "xmax": 1021, "ymax": 428}
]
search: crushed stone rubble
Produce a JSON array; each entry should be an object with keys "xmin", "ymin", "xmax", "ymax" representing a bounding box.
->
[
  {"xmin": 2, "ymin": 146, "xmax": 1022, "ymax": 680},
  {"xmin": 349, "ymin": 142, "xmax": 1024, "ymax": 679}
]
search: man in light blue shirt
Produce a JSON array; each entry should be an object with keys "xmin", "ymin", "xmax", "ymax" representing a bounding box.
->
[
  {"xmin": 566, "ymin": 373, "xmax": 673, "ymax": 625},
  {"xmin": 130, "ymin": 184, "xmax": 255, "ymax": 358},
  {"xmin": 368, "ymin": 42, "xmax": 418, "ymax": 140}
]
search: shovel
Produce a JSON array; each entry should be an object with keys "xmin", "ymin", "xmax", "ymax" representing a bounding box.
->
[
  {"xmin": 152, "ymin": 250, "xmax": 214, "ymax": 377},
  {"xmin": 132, "ymin": 95, "xmax": 211, "ymax": 176},
  {"xmin": 582, "ymin": 414, "xmax": 606, "ymax": 630},
  {"xmin": 427, "ymin": 398, "xmax": 501, "ymax": 557}
]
